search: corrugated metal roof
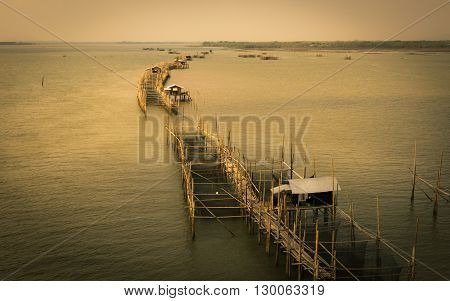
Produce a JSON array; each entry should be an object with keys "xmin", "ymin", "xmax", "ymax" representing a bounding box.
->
[
  {"xmin": 271, "ymin": 177, "xmax": 340, "ymax": 194},
  {"xmin": 165, "ymin": 84, "xmax": 185, "ymax": 90},
  {"xmin": 288, "ymin": 177, "xmax": 340, "ymax": 194},
  {"xmin": 271, "ymin": 184, "xmax": 290, "ymax": 194}
]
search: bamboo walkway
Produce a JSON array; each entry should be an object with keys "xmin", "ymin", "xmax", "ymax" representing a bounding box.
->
[
  {"xmin": 137, "ymin": 58, "xmax": 194, "ymax": 114},
  {"xmin": 167, "ymin": 124, "xmax": 335, "ymax": 280},
  {"xmin": 163, "ymin": 118, "xmax": 449, "ymax": 281},
  {"xmin": 136, "ymin": 53, "xmax": 448, "ymax": 281}
]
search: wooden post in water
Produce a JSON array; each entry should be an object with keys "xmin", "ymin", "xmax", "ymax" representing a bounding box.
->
[
  {"xmin": 294, "ymin": 207, "xmax": 299, "ymax": 236},
  {"xmin": 411, "ymin": 141, "xmax": 417, "ymax": 204},
  {"xmin": 350, "ymin": 201, "xmax": 355, "ymax": 247},
  {"xmin": 275, "ymin": 231, "xmax": 280, "ymax": 266},
  {"xmin": 408, "ymin": 217, "xmax": 419, "ymax": 280},
  {"xmin": 266, "ymin": 179, "xmax": 274, "ymax": 254},
  {"xmin": 375, "ymin": 196, "xmax": 381, "ymax": 271},
  {"xmin": 298, "ymin": 229, "xmax": 305, "ymax": 281},
  {"xmin": 249, "ymin": 199, "xmax": 253, "ymax": 234},
  {"xmin": 191, "ymin": 174, "xmax": 196, "ymax": 240},
  {"xmin": 331, "ymin": 229, "xmax": 337, "ymax": 279},
  {"xmin": 266, "ymin": 209, "xmax": 271, "ymax": 254},
  {"xmin": 313, "ymin": 153, "xmax": 317, "ymax": 177},
  {"xmin": 258, "ymin": 170, "xmax": 262, "ymax": 194},
  {"xmin": 270, "ymin": 178, "xmax": 274, "ymax": 212},
  {"xmin": 376, "ymin": 196, "xmax": 381, "ymax": 244},
  {"xmin": 285, "ymin": 212, "xmax": 291, "ymax": 277},
  {"xmin": 303, "ymin": 144, "xmax": 308, "ymax": 179},
  {"xmin": 258, "ymin": 203, "xmax": 262, "ymax": 244},
  {"xmin": 433, "ymin": 151, "xmax": 443, "ymax": 217},
  {"xmin": 278, "ymin": 171, "xmax": 283, "ymax": 220},
  {"xmin": 332, "ymin": 158, "xmax": 336, "ymax": 222},
  {"xmin": 191, "ymin": 215, "xmax": 196, "ymax": 240},
  {"xmin": 262, "ymin": 172, "xmax": 266, "ymax": 207},
  {"xmin": 245, "ymin": 185, "xmax": 248, "ymax": 225},
  {"xmin": 313, "ymin": 220, "xmax": 319, "ymax": 281},
  {"xmin": 275, "ymin": 211, "xmax": 281, "ymax": 266},
  {"xmin": 290, "ymin": 141, "xmax": 294, "ymax": 179}
]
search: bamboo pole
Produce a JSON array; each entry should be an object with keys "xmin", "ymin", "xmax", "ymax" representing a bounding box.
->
[
  {"xmin": 270, "ymin": 179, "xmax": 274, "ymax": 211},
  {"xmin": 245, "ymin": 185, "xmax": 248, "ymax": 225},
  {"xmin": 411, "ymin": 141, "xmax": 417, "ymax": 204},
  {"xmin": 408, "ymin": 169, "xmax": 450, "ymax": 198},
  {"xmin": 262, "ymin": 172, "xmax": 266, "ymax": 207},
  {"xmin": 350, "ymin": 201, "xmax": 355, "ymax": 246},
  {"xmin": 258, "ymin": 170, "xmax": 262, "ymax": 196},
  {"xmin": 290, "ymin": 141, "xmax": 294, "ymax": 179},
  {"xmin": 332, "ymin": 158, "xmax": 336, "ymax": 222},
  {"xmin": 191, "ymin": 214, "xmax": 196, "ymax": 240},
  {"xmin": 303, "ymin": 144, "xmax": 307, "ymax": 179},
  {"xmin": 249, "ymin": 198, "xmax": 253, "ymax": 234},
  {"xmin": 313, "ymin": 220, "xmax": 319, "ymax": 281},
  {"xmin": 266, "ymin": 210, "xmax": 271, "ymax": 254},
  {"xmin": 275, "ymin": 217, "xmax": 280, "ymax": 266},
  {"xmin": 331, "ymin": 229, "xmax": 337, "ymax": 279},
  {"xmin": 191, "ymin": 174, "xmax": 196, "ymax": 240},
  {"xmin": 409, "ymin": 217, "xmax": 419, "ymax": 280},
  {"xmin": 258, "ymin": 202, "xmax": 262, "ymax": 244},
  {"xmin": 298, "ymin": 229, "xmax": 305, "ymax": 281},
  {"xmin": 285, "ymin": 212, "xmax": 291, "ymax": 276},
  {"xmin": 376, "ymin": 196, "xmax": 381, "ymax": 244},
  {"xmin": 313, "ymin": 154, "xmax": 316, "ymax": 177},
  {"xmin": 433, "ymin": 151, "xmax": 443, "ymax": 217}
]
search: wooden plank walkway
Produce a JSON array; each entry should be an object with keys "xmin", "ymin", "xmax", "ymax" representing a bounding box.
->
[
  {"xmin": 165, "ymin": 120, "xmax": 448, "ymax": 280},
  {"xmin": 168, "ymin": 125, "xmax": 334, "ymax": 280}
]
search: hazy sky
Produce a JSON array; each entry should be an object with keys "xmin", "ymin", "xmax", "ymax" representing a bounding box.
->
[{"xmin": 1, "ymin": 0, "xmax": 449, "ymax": 41}]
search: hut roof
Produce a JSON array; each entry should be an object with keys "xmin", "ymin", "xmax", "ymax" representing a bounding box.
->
[
  {"xmin": 165, "ymin": 84, "xmax": 185, "ymax": 90},
  {"xmin": 271, "ymin": 177, "xmax": 340, "ymax": 195}
]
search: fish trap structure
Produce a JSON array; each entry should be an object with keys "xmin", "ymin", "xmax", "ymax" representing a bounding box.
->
[
  {"xmin": 165, "ymin": 118, "xmax": 446, "ymax": 281},
  {"xmin": 137, "ymin": 59, "xmax": 192, "ymax": 115}
]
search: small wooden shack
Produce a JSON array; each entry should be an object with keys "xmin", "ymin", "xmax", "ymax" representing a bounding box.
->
[
  {"xmin": 272, "ymin": 176, "xmax": 340, "ymax": 206},
  {"xmin": 174, "ymin": 59, "xmax": 189, "ymax": 69},
  {"xmin": 152, "ymin": 66, "xmax": 162, "ymax": 73},
  {"xmin": 164, "ymin": 84, "xmax": 191, "ymax": 102}
]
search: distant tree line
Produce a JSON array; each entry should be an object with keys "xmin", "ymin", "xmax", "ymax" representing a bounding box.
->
[
  {"xmin": 0, "ymin": 42, "xmax": 33, "ymax": 45},
  {"xmin": 202, "ymin": 40, "xmax": 450, "ymax": 50}
]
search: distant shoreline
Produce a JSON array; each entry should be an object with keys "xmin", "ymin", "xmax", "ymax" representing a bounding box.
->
[
  {"xmin": 202, "ymin": 41, "xmax": 450, "ymax": 52},
  {"xmin": 0, "ymin": 42, "xmax": 34, "ymax": 46}
]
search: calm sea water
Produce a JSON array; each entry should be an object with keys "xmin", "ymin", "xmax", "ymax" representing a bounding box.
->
[{"xmin": 0, "ymin": 44, "xmax": 449, "ymax": 280}]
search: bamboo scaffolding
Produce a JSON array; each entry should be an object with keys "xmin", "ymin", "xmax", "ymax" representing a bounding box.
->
[{"xmin": 165, "ymin": 107, "xmax": 447, "ymax": 281}]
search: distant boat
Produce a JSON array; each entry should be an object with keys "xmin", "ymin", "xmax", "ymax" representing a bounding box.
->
[
  {"xmin": 260, "ymin": 55, "xmax": 279, "ymax": 60},
  {"xmin": 238, "ymin": 54, "xmax": 256, "ymax": 58},
  {"xmin": 345, "ymin": 54, "xmax": 352, "ymax": 60}
]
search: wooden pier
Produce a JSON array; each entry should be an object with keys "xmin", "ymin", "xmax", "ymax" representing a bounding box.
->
[
  {"xmin": 167, "ymin": 123, "xmax": 335, "ymax": 280},
  {"xmin": 163, "ymin": 117, "xmax": 447, "ymax": 281},
  {"xmin": 137, "ymin": 58, "xmax": 192, "ymax": 114},
  {"xmin": 136, "ymin": 55, "xmax": 448, "ymax": 281}
]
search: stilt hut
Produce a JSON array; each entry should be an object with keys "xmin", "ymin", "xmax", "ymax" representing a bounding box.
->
[
  {"xmin": 152, "ymin": 66, "xmax": 162, "ymax": 73},
  {"xmin": 164, "ymin": 84, "xmax": 192, "ymax": 103},
  {"xmin": 272, "ymin": 176, "xmax": 340, "ymax": 206}
]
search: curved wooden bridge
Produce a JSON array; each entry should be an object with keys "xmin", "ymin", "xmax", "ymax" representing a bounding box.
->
[{"xmin": 136, "ymin": 51, "xmax": 448, "ymax": 281}]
